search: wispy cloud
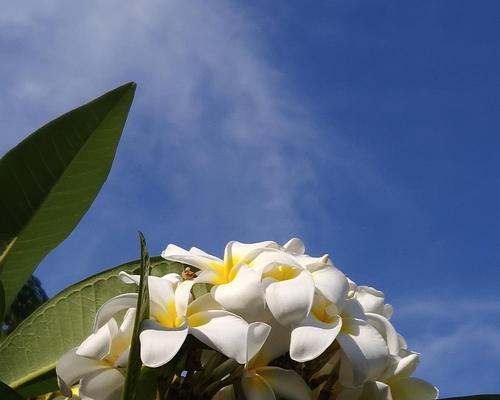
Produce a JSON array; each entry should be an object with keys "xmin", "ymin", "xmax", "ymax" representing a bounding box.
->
[
  {"xmin": 0, "ymin": 0, "xmax": 329, "ymax": 289},
  {"xmin": 392, "ymin": 297, "xmax": 500, "ymax": 397}
]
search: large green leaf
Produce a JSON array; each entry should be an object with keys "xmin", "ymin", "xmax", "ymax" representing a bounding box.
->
[
  {"xmin": 0, "ymin": 82, "xmax": 136, "ymax": 311},
  {"xmin": 0, "ymin": 257, "xmax": 196, "ymax": 389},
  {"xmin": 122, "ymin": 233, "xmax": 151, "ymax": 400}
]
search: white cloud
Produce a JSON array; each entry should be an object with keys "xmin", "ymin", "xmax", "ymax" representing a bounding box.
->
[
  {"xmin": 392, "ymin": 297, "xmax": 500, "ymax": 396},
  {"xmin": 0, "ymin": 0, "xmax": 331, "ymax": 292}
]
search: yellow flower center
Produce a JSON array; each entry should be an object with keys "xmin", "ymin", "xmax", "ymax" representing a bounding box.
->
[
  {"xmin": 156, "ymin": 299, "xmax": 185, "ymax": 328},
  {"xmin": 311, "ymin": 296, "xmax": 338, "ymax": 324},
  {"xmin": 262, "ymin": 265, "xmax": 300, "ymax": 281},
  {"xmin": 208, "ymin": 256, "xmax": 241, "ymax": 285}
]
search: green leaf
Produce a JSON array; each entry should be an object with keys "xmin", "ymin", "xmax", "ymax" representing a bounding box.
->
[
  {"xmin": 16, "ymin": 370, "xmax": 58, "ymax": 398},
  {"xmin": 121, "ymin": 233, "xmax": 151, "ymax": 400},
  {"xmin": 135, "ymin": 367, "xmax": 158, "ymax": 400},
  {"xmin": 0, "ymin": 381, "xmax": 24, "ymax": 400},
  {"xmin": 0, "ymin": 257, "xmax": 204, "ymax": 388},
  {"xmin": 0, "ymin": 82, "xmax": 136, "ymax": 312}
]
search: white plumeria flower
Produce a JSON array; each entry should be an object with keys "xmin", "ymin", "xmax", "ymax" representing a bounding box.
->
[
  {"xmin": 213, "ymin": 322, "xmax": 313, "ymax": 400},
  {"xmin": 97, "ymin": 272, "xmax": 270, "ymax": 367},
  {"xmin": 249, "ymin": 249, "xmax": 316, "ymax": 326},
  {"xmin": 290, "ymin": 294, "xmax": 389, "ymax": 387},
  {"xmin": 282, "ymin": 238, "xmax": 349, "ymax": 312},
  {"xmin": 335, "ymin": 353, "xmax": 438, "ymax": 400},
  {"xmin": 56, "ymin": 308, "xmax": 135, "ymax": 400},
  {"xmin": 346, "ymin": 283, "xmax": 399, "ymax": 356},
  {"xmin": 162, "ymin": 241, "xmax": 278, "ymax": 319},
  {"xmin": 351, "ymin": 284, "xmax": 394, "ymax": 319}
]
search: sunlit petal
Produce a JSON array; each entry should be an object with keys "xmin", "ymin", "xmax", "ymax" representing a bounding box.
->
[
  {"xmin": 282, "ymin": 238, "xmax": 305, "ymax": 255},
  {"xmin": 139, "ymin": 319, "xmax": 188, "ymax": 367},
  {"xmin": 226, "ymin": 240, "xmax": 279, "ymax": 266},
  {"xmin": 355, "ymin": 286, "xmax": 388, "ymax": 316},
  {"xmin": 211, "ymin": 266, "xmax": 265, "ymax": 319},
  {"xmin": 78, "ymin": 319, "xmax": 118, "ymax": 360},
  {"xmin": 366, "ymin": 313, "xmax": 400, "ymax": 356},
  {"xmin": 389, "ymin": 353, "xmax": 419, "ymax": 380},
  {"xmin": 389, "ymin": 377, "xmax": 439, "ymax": 400},
  {"xmin": 263, "ymin": 270, "xmax": 314, "ymax": 326},
  {"xmin": 189, "ymin": 310, "xmax": 269, "ymax": 364},
  {"xmin": 290, "ymin": 314, "xmax": 341, "ymax": 362},
  {"xmin": 175, "ymin": 280, "xmax": 195, "ymax": 317},
  {"xmin": 338, "ymin": 319, "xmax": 389, "ymax": 387},
  {"xmin": 309, "ymin": 264, "xmax": 348, "ymax": 306},
  {"xmin": 162, "ymin": 243, "xmax": 222, "ymax": 270},
  {"xmin": 93, "ymin": 293, "xmax": 138, "ymax": 332},
  {"xmin": 246, "ymin": 322, "xmax": 272, "ymax": 364}
]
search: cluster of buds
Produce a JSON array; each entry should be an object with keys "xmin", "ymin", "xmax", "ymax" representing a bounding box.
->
[{"xmin": 56, "ymin": 238, "xmax": 438, "ymax": 399}]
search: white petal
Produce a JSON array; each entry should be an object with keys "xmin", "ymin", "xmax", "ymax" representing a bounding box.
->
[
  {"xmin": 161, "ymin": 273, "xmax": 183, "ymax": 285},
  {"xmin": 338, "ymin": 320, "xmax": 389, "ymax": 387},
  {"xmin": 366, "ymin": 313, "xmax": 400, "ymax": 356},
  {"xmin": 226, "ymin": 240, "xmax": 279, "ymax": 266},
  {"xmin": 290, "ymin": 313, "xmax": 341, "ymax": 362},
  {"xmin": 93, "ymin": 293, "xmax": 138, "ymax": 332},
  {"xmin": 119, "ymin": 308, "xmax": 137, "ymax": 336},
  {"xmin": 79, "ymin": 367, "xmax": 124, "ymax": 400},
  {"xmin": 251, "ymin": 250, "xmax": 304, "ymax": 273},
  {"xmin": 309, "ymin": 265, "xmax": 348, "ymax": 306},
  {"xmin": 341, "ymin": 298, "xmax": 366, "ymax": 319},
  {"xmin": 56, "ymin": 348, "xmax": 106, "ymax": 396},
  {"xmin": 264, "ymin": 270, "xmax": 314, "ymax": 326},
  {"xmin": 257, "ymin": 366, "xmax": 312, "ymax": 400},
  {"xmin": 78, "ymin": 319, "xmax": 118, "ymax": 359},
  {"xmin": 282, "ymin": 238, "xmax": 305, "ymax": 255},
  {"xmin": 246, "ymin": 322, "xmax": 272, "ymax": 364},
  {"xmin": 355, "ymin": 286, "xmax": 386, "ymax": 315},
  {"xmin": 389, "ymin": 377, "xmax": 439, "ymax": 400},
  {"xmin": 139, "ymin": 319, "xmax": 188, "ymax": 367},
  {"xmin": 189, "ymin": 246, "xmax": 223, "ymax": 261},
  {"xmin": 250, "ymin": 318, "xmax": 291, "ymax": 368},
  {"xmin": 211, "ymin": 266, "xmax": 265, "ymax": 319},
  {"xmin": 391, "ymin": 353, "xmax": 419, "ymax": 380},
  {"xmin": 384, "ymin": 304, "xmax": 394, "ymax": 319},
  {"xmin": 242, "ymin": 373, "xmax": 276, "ymax": 400},
  {"xmin": 188, "ymin": 293, "xmax": 223, "ymax": 315},
  {"xmin": 118, "ymin": 272, "xmax": 177, "ymax": 317},
  {"xmin": 357, "ymin": 381, "xmax": 392, "ymax": 400},
  {"xmin": 162, "ymin": 243, "xmax": 223, "ymax": 270},
  {"xmin": 189, "ymin": 310, "xmax": 267, "ymax": 364},
  {"xmin": 175, "ymin": 280, "xmax": 195, "ymax": 317}
]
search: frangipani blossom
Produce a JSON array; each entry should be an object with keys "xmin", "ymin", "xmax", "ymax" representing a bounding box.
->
[
  {"xmin": 56, "ymin": 308, "xmax": 135, "ymax": 400},
  {"xmin": 351, "ymin": 284, "xmax": 393, "ymax": 319},
  {"xmin": 250, "ymin": 249, "xmax": 316, "ymax": 326},
  {"xmin": 162, "ymin": 241, "xmax": 278, "ymax": 318},
  {"xmin": 290, "ymin": 294, "xmax": 389, "ymax": 387},
  {"xmin": 335, "ymin": 353, "xmax": 438, "ymax": 400},
  {"xmin": 214, "ymin": 321, "xmax": 313, "ymax": 400},
  {"xmin": 98, "ymin": 272, "xmax": 270, "ymax": 367},
  {"xmin": 282, "ymin": 238, "xmax": 349, "ymax": 310}
]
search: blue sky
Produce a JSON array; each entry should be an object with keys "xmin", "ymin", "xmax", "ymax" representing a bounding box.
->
[{"xmin": 1, "ymin": 1, "xmax": 499, "ymax": 397}]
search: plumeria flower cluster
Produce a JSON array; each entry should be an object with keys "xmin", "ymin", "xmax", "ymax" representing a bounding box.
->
[{"xmin": 56, "ymin": 238, "xmax": 438, "ymax": 400}]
